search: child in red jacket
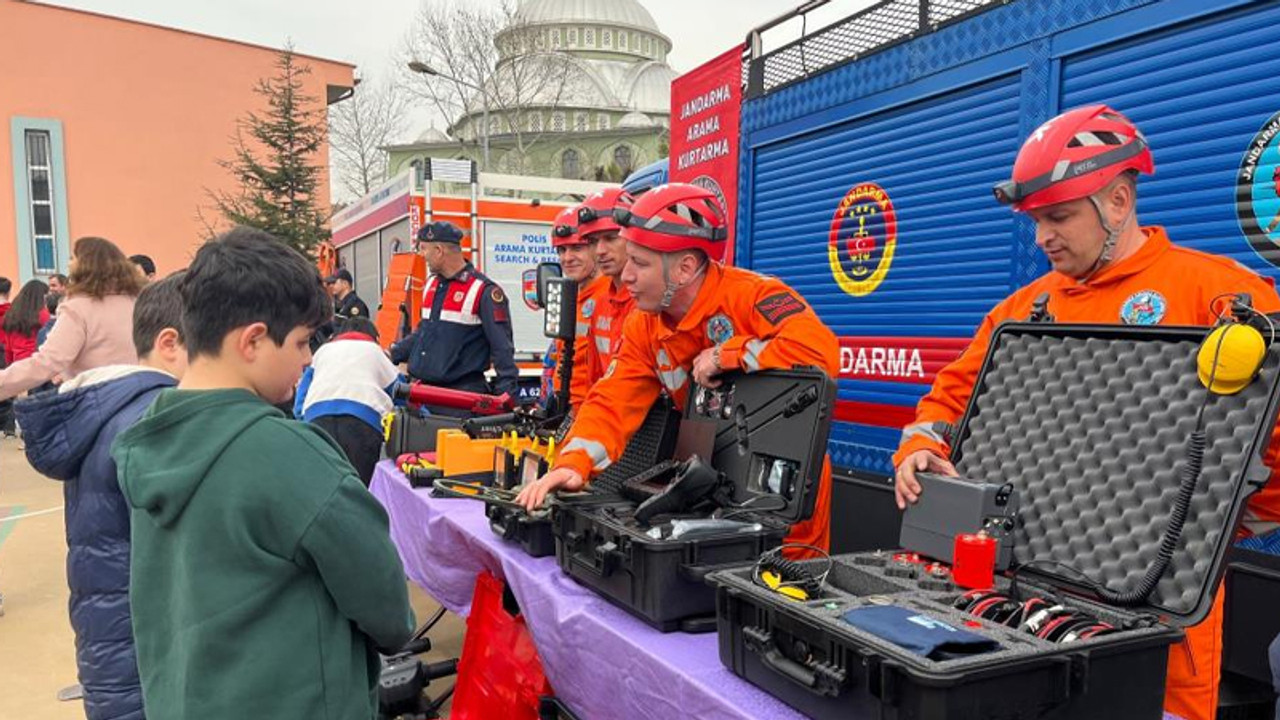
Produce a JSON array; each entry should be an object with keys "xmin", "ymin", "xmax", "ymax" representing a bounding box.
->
[{"xmin": 2, "ymin": 279, "xmax": 49, "ymax": 365}]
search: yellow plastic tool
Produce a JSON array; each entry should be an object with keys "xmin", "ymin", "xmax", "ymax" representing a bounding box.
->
[
  {"xmin": 761, "ymin": 570, "xmax": 810, "ymax": 601},
  {"xmin": 434, "ymin": 430, "xmax": 537, "ymax": 477}
]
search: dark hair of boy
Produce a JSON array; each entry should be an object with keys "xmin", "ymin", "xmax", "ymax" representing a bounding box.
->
[
  {"xmin": 338, "ymin": 316, "xmax": 379, "ymax": 341},
  {"xmin": 51, "ymin": 273, "xmax": 68, "ymax": 285},
  {"xmin": 67, "ymin": 237, "xmax": 146, "ymax": 299},
  {"xmin": 3, "ymin": 279, "xmax": 49, "ymax": 335},
  {"xmin": 129, "ymin": 254, "xmax": 157, "ymax": 277},
  {"xmin": 0, "ymin": 277, "xmax": 11, "ymax": 296},
  {"xmin": 179, "ymin": 227, "xmax": 331, "ymax": 358},
  {"xmin": 133, "ymin": 272, "xmax": 186, "ymax": 358}
]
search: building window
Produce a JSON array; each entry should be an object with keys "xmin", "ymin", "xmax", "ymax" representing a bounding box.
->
[
  {"xmin": 597, "ymin": 114, "xmax": 611, "ymax": 131},
  {"xmin": 619, "ymin": 33, "xmax": 627, "ymax": 50},
  {"xmin": 603, "ymin": 30, "xmax": 613, "ymax": 48},
  {"xmin": 551, "ymin": 112, "xmax": 566, "ymax": 132},
  {"xmin": 561, "ymin": 149, "xmax": 580, "ymax": 179},
  {"xmin": 614, "ymin": 145, "xmax": 633, "ymax": 175},
  {"xmin": 528, "ymin": 112, "xmax": 543, "ymax": 133},
  {"xmin": 584, "ymin": 28, "xmax": 595, "ymax": 46},
  {"xmin": 568, "ymin": 27, "xmax": 578, "ymax": 46},
  {"xmin": 24, "ymin": 131, "xmax": 57, "ymax": 272},
  {"xmin": 551, "ymin": 29, "xmax": 561, "ymax": 48},
  {"xmin": 644, "ymin": 36, "xmax": 652, "ymax": 55},
  {"xmin": 633, "ymin": 33, "xmax": 641, "ymax": 51},
  {"xmin": 574, "ymin": 112, "xmax": 588, "ymax": 132}
]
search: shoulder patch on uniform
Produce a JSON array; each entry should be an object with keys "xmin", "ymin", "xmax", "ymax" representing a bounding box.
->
[
  {"xmin": 1120, "ymin": 290, "xmax": 1167, "ymax": 326},
  {"xmin": 706, "ymin": 313, "xmax": 735, "ymax": 344},
  {"xmin": 490, "ymin": 287, "xmax": 507, "ymax": 304},
  {"xmin": 350, "ymin": 305, "xmax": 360, "ymax": 316},
  {"xmin": 755, "ymin": 292, "xmax": 806, "ymax": 325}
]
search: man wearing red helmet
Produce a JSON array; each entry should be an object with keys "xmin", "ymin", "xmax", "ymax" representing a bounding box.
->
[
  {"xmin": 894, "ymin": 104, "xmax": 1280, "ymax": 720},
  {"xmin": 577, "ymin": 188, "xmax": 639, "ymax": 381},
  {"xmin": 543, "ymin": 205, "xmax": 604, "ymax": 410},
  {"xmin": 517, "ymin": 183, "xmax": 840, "ymax": 553}
]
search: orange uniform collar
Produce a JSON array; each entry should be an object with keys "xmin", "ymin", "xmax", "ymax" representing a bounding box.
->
[
  {"xmin": 1053, "ymin": 226, "xmax": 1170, "ymax": 291},
  {"xmin": 657, "ymin": 263, "xmax": 726, "ymax": 339}
]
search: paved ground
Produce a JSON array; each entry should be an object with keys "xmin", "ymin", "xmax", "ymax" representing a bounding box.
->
[{"xmin": 0, "ymin": 437, "xmax": 464, "ymax": 718}]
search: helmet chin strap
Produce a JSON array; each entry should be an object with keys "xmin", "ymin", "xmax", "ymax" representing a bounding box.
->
[
  {"xmin": 659, "ymin": 254, "xmax": 709, "ymax": 309},
  {"xmin": 1079, "ymin": 193, "xmax": 1133, "ymax": 283}
]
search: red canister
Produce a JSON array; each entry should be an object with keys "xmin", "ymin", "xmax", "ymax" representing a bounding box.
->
[{"xmin": 953, "ymin": 532, "xmax": 997, "ymax": 589}]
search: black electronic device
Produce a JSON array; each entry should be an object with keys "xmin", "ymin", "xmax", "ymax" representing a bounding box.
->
[
  {"xmin": 632, "ymin": 456, "xmax": 725, "ymax": 525},
  {"xmin": 440, "ymin": 398, "xmax": 683, "ymax": 558},
  {"xmin": 899, "ymin": 472, "xmax": 1019, "ymax": 569},
  {"xmin": 553, "ymin": 367, "xmax": 837, "ymax": 632},
  {"xmin": 376, "ymin": 620, "xmax": 458, "ymax": 720}
]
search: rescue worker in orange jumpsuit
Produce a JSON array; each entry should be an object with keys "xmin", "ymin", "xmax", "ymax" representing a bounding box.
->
[
  {"xmin": 576, "ymin": 188, "xmax": 639, "ymax": 382},
  {"xmin": 892, "ymin": 104, "xmax": 1280, "ymax": 720},
  {"xmin": 545, "ymin": 205, "xmax": 604, "ymax": 410},
  {"xmin": 518, "ymin": 183, "xmax": 840, "ymax": 551}
]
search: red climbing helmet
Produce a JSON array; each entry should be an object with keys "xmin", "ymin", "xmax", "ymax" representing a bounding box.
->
[
  {"xmin": 551, "ymin": 205, "xmax": 589, "ymax": 248},
  {"xmin": 994, "ymin": 104, "xmax": 1154, "ymax": 212},
  {"xmin": 576, "ymin": 188, "xmax": 634, "ymax": 238},
  {"xmin": 614, "ymin": 183, "xmax": 728, "ymax": 261}
]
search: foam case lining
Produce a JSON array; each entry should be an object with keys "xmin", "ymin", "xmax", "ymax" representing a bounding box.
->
[{"xmin": 710, "ymin": 323, "xmax": 1280, "ymax": 719}]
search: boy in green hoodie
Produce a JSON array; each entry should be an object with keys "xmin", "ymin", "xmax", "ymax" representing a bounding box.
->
[{"xmin": 112, "ymin": 227, "xmax": 415, "ymax": 720}]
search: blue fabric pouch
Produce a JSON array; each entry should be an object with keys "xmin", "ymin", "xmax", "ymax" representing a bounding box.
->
[{"xmin": 842, "ymin": 605, "xmax": 1000, "ymax": 660}]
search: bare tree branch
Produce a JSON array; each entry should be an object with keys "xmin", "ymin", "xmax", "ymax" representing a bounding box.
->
[
  {"xmin": 329, "ymin": 74, "xmax": 409, "ymax": 200},
  {"xmin": 397, "ymin": 0, "xmax": 579, "ymax": 175}
]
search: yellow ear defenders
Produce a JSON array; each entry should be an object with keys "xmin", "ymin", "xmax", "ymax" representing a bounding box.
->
[{"xmin": 1198, "ymin": 294, "xmax": 1273, "ymax": 395}]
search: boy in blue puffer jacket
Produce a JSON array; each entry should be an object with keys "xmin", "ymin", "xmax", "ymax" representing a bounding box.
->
[{"xmin": 18, "ymin": 273, "xmax": 188, "ymax": 720}]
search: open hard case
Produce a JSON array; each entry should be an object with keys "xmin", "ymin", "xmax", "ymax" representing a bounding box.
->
[
  {"xmin": 552, "ymin": 367, "xmax": 837, "ymax": 633},
  {"xmin": 709, "ymin": 324, "xmax": 1280, "ymax": 719},
  {"xmin": 482, "ymin": 398, "xmax": 683, "ymax": 558}
]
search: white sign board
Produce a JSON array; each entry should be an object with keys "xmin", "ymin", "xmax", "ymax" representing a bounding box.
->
[{"xmin": 481, "ymin": 220, "xmax": 559, "ymax": 354}]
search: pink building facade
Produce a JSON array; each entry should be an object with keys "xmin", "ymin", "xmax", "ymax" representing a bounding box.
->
[{"xmin": 0, "ymin": 0, "xmax": 355, "ymax": 283}]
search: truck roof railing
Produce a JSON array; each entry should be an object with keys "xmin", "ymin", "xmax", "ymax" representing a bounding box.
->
[{"xmin": 744, "ymin": 0, "xmax": 1003, "ymax": 99}]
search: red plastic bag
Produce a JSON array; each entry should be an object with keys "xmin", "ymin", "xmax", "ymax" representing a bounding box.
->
[{"xmin": 450, "ymin": 571, "xmax": 553, "ymax": 720}]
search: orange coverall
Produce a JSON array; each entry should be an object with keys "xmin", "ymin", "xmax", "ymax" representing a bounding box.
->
[
  {"xmin": 553, "ymin": 276, "xmax": 610, "ymax": 409},
  {"xmin": 588, "ymin": 278, "xmax": 637, "ymax": 377},
  {"xmin": 892, "ymin": 226, "xmax": 1280, "ymax": 720},
  {"xmin": 555, "ymin": 263, "xmax": 841, "ymax": 550}
]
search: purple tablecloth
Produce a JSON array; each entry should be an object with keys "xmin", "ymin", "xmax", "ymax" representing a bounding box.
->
[
  {"xmin": 371, "ymin": 460, "xmax": 808, "ymax": 720},
  {"xmin": 370, "ymin": 461, "xmax": 1186, "ymax": 720}
]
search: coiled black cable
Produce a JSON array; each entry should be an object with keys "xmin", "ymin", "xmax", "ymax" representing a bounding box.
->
[
  {"xmin": 752, "ymin": 544, "xmax": 833, "ymax": 597},
  {"xmin": 1095, "ymin": 430, "xmax": 1204, "ymax": 605}
]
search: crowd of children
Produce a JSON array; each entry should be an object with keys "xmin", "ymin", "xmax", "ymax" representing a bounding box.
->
[{"xmin": 1, "ymin": 229, "xmax": 415, "ymax": 720}]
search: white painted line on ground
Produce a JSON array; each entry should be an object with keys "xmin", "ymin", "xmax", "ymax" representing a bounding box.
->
[{"xmin": 0, "ymin": 506, "xmax": 63, "ymax": 522}]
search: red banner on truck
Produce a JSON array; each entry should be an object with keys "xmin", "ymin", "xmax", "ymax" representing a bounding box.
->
[{"xmin": 669, "ymin": 46, "xmax": 742, "ymax": 264}]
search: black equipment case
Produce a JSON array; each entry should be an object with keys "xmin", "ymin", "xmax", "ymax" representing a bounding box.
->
[
  {"xmin": 483, "ymin": 398, "xmax": 683, "ymax": 557},
  {"xmin": 552, "ymin": 367, "xmax": 838, "ymax": 632},
  {"xmin": 384, "ymin": 409, "xmax": 463, "ymax": 456},
  {"xmin": 709, "ymin": 324, "xmax": 1280, "ymax": 719}
]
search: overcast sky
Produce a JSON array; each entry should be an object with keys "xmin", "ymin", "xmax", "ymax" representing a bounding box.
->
[
  {"xmin": 41, "ymin": 0, "xmax": 875, "ymax": 82},
  {"xmin": 39, "ymin": 0, "xmax": 874, "ymax": 197}
]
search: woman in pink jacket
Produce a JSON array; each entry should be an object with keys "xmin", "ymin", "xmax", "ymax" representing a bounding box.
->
[{"xmin": 0, "ymin": 236, "xmax": 144, "ymax": 399}]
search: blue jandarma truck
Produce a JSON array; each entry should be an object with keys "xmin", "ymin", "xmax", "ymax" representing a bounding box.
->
[{"xmin": 730, "ymin": 0, "xmax": 1280, "ymax": 708}]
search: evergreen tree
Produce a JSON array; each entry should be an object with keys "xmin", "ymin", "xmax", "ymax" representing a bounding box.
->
[{"xmin": 208, "ymin": 46, "xmax": 330, "ymax": 257}]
